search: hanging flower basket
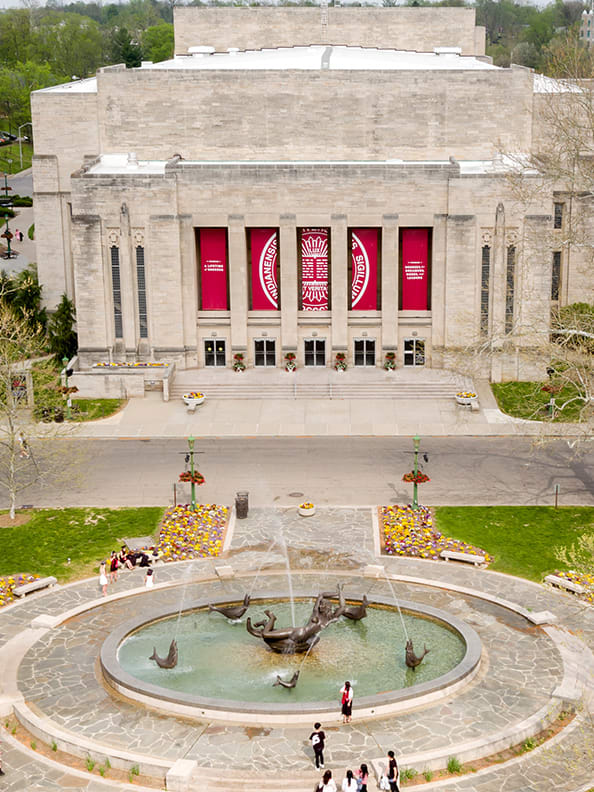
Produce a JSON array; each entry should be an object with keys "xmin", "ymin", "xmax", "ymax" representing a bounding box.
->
[
  {"xmin": 182, "ymin": 392, "xmax": 206, "ymax": 406},
  {"xmin": 384, "ymin": 352, "xmax": 397, "ymax": 371},
  {"xmin": 179, "ymin": 471, "xmax": 205, "ymax": 485},
  {"xmin": 402, "ymin": 471, "xmax": 430, "ymax": 484},
  {"xmin": 233, "ymin": 353, "xmax": 246, "ymax": 372},
  {"xmin": 455, "ymin": 391, "xmax": 478, "ymax": 406},
  {"xmin": 284, "ymin": 352, "xmax": 297, "ymax": 372},
  {"xmin": 335, "ymin": 353, "xmax": 347, "ymax": 372},
  {"xmin": 298, "ymin": 502, "xmax": 316, "ymax": 517}
]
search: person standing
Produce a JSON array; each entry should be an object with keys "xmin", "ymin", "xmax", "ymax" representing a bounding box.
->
[
  {"xmin": 109, "ymin": 551, "xmax": 119, "ymax": 583},
  {"xmin": 309, "ymin": 722, "xmax": 326, "ymax": 769},
  {"xmin": 342, "ymin": 769, "xmax": 357, "ymax": 791},
  {"xmin": 340, "ymin": 681, "xmax": 353, "ymax": 724},
  {"xmin": 99, "ymin": 561, "xmax": 108, "ymax": 596},
  {"xmin": 317, "ymin": 769, "xmax": 337, "ymax": 792},
  {"xmin": 145, "ymin": 568, "xmax": 154, "ymax": 588},
  {"xmin": 356, "ymin": 763, "xmax": 369, "ymax": 792},
  {"xmin": 386, "ymin": 750, "xmax": 400, "ymax": 792}
]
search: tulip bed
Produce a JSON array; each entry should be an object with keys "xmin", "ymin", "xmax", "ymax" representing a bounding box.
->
[
  {"xmin": 381, "ymin": 505, "xmax": 492, "ymax": 563},
  {"xmin": 153, "ymin": 504, "xmax": 229, "ymax": 561},
  {"xmin": 551, "ymin": 570, "xmax": 594, "ymax": 604},
  {"xmin": 0, "ymin": 574, "xmax": 40, "ymax": 607}
]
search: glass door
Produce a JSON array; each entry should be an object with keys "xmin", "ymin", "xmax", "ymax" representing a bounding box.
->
[
  {"xmin": 205, "ymin": 339, "xmax": 226, "ymax": 367},
  {"xmin": 304, "ymin": 339, "xmax": 326, "ymax": 367},
  {"xmin": 254, "ymin": 339, "xmax": 276, "ymax": 367},
  {"xmin": 403, "ymin": 338, "xmax": 425, "ymax": 367},
  {"xmin": 354, "ymin": 339, "xmax": 375, "ymax": 366}
]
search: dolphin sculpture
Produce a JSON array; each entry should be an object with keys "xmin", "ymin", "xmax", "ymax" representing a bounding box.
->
[
  {"xmin": 343, "ymin": 595, "xmax": 368, "ymax": 621},
  {"xmin": 149, "ymin": 639, "xmax": 178, "ymax": 669},
  {"xmin": 273, "ymin": 670, "xmax": 300, "ymax": 688},
  {"xmin": 209, "ymin": 594, "xmax": 251, "ymax": 620},
  {"xmin": 405, "ymin": 639, "xmax": 430, "ymax": 670}
]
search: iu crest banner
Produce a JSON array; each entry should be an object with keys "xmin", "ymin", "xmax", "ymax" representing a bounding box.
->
[
  {"xmin": 351, "ymin": 228, "xmax": 378, "ymax": 310},
  {"xmin": 199, "ymin": 228, "xmax": 228, "ymax": 310},
  {"xmin": 401, "ymin": 228, "xmax": 429, "ymax": 311},
  {"xmin": 301, "ymin": 228, "xmax": 329, "ymax": 311},
  {"xmin": 250, "ymin": 229, "xmax": 279, "ymax": 310}
]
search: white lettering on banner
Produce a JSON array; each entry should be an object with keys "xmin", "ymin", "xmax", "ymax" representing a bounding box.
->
[
  {"xmin": 404, "ymin": 260, "xmax": 425, "ymax": 281},
  {"xmin": 301, "ymin": 229, "xmax": 329, "ymax": 310},
  {"xmin": 204, "ymin": 258, "xmax": 224, "ymax": 272},
  {"xmin": 351, "ymin": 233, "xmax": 370, "ymax": 307},
  {"xmin": 258, "ymin": 232, "xmax": 278, "ymax": 308}
]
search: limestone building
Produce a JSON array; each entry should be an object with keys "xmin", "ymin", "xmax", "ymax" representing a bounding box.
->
[{"xmin": 31, "ymin": 6, "xmax": 593, "ymax": 378}]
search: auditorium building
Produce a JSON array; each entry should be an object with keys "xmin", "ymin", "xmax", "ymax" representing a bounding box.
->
[{"xmin": 31, "ymin": 6, "xmax": 593, "ymax": 378}]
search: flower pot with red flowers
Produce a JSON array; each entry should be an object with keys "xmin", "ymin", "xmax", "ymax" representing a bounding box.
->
[
  {"xmin": 233, "ymin": 353, "xmax": 246, "ymax": 372},
  {"xmin": 284, "ymin": 352, "xmax": 297, "ymax": 372},
  {"xmin": 179, "ymin": 470, "xmax": 206, "ymax": 485},
  {"xmin": 384, "ymin": 352, "xmax": 396, "ymax": 371},
  {"xmin": 402, "ymin": 471, "xmax": 431, "ymax": 484},
  {"xmin": 335, "ymin": 352, "xmax": 347, "ymax": 372}
]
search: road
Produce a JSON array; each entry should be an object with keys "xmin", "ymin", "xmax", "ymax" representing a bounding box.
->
[{"xmin": 6, "ymin": 436, "xmax": 593, "ymax": 509}]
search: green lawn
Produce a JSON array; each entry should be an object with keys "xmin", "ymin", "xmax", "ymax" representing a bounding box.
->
[
  {"xmin": 492, "ymin": 381, "xmax": 585, "ymax": 423},
  {"xmin": 71, "ymin": 398, "xmax": 125, "ymax": 421},
  {"xmin": 0, "ymin": 142, "xmax": 33, "ymax": 174},
  {"xmin": 435, "ymin": 506, "xmax": 594, "ymax": 581},
  {"xmin": 0, "ymin": 507, "xmax": 164, "ymax": 582}
]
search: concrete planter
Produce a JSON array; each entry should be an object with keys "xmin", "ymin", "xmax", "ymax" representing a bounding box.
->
[
  {"xmin": 182, "ymin": 395, "xmax": 205, "ymax": 406},
  {"xmin": 298, "ymin": 505, "xmax": 316, "ymax": 517},
  {"xmin": 455, "ymin": 394, "xmax": 478, "ymax": 406}
]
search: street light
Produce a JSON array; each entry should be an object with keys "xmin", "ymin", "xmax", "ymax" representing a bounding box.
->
[
  {"xmin": 412, "ymin": 434, "xmax": 421, "ymax": 510},
  {"xmin": 187, "ymin": 435, "xmax": 197, "ymax": 512},
  {"xmin": 18, "ymin": 123, "xmax": 33, "ymax": 170}
]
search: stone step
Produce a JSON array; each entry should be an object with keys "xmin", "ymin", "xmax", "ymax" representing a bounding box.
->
[{"xmin": 170, "ymin": 383, "xmax": 459, "ymax": 399}]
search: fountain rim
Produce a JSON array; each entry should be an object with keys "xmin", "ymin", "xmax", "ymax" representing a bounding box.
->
[{"xmin": 100, "ymin": 589, "xmax": 482, "ymax": 719}]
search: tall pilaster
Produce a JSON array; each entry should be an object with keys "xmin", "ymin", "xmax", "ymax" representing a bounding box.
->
[
  {"xmin": 381, "ymin": 214, "xmax": 399, "ymax": 351},
  {"xmin": 431, "ymin": 214, "xmax": 448, "ymax": 349},
  {"xmin": 119, "ymin": 202, "xmax": 137, "ymax": 356},
  {"xmin": 179, "ymin": 214, "xmax": 198, "ymax": 367},
  {"xmin": 279, "ymin": 215, "xmax": 298, "ymax": 353},
  {"xmin": 228, "ymin": 214, "xmax": 248, "ymax": 355},
  {"xmin": 491, "ymin": 202, "xmax": 507, "ymax": 343},
  {"xmin": 330, "ymin": 214, "xmax": 348, "ymax": 354}
]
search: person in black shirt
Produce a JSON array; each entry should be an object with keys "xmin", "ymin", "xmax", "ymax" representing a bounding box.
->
[
  {"xmin": 386, "ymin": 750, "xmax": 399, "ymax": 792},
  {"xmin": 309, "ymin": 722, "xmax": 326, "ymax": 769}
]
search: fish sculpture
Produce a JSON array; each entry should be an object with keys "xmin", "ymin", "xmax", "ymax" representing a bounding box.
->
[
  {"xmin": 343, "ymin": 595, "xmax": 368, "ymax": 621},
  {"xmin": 273, "ymin": 670, "xmax": 300, "ymax": 688},
  {"xmin": 208, "ymin": 593, "xmax": 251, "ymax": 620},
  {"xmin": 149, "ymin": 639, "xmax": 178, "ymax": 669},
  {"xmin": 405, "ymin": 639, "xmax": 430, "ymax": 670}
]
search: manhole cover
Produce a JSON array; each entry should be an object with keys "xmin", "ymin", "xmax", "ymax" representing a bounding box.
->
[{"xmin": 288, "ymin": 492, "xmax": 304, "ymax": 498}]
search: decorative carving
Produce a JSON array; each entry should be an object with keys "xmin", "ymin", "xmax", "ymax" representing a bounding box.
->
[
  {"xmin": 107, "ymin": 229, "xmax": 120, "ymax": 245},
  {"xmin": 481, "ymin": 229, "xmax": 493, "ymax": 246},
  {"xmin": 506, "ymin": 229, "xmax": 520, "ymax": 246},
  {"xmin": 133, "ymin": 229, "xmax": 145, "ymax": 246}
]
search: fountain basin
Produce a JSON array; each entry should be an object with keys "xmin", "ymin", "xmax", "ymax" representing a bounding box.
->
[{"xmin": 101, "ymin": 591, "xmax": 482, "ymax": 725}]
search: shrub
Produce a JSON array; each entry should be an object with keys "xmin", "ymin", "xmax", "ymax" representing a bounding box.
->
[
  {"xmin": 423, "ymin": 770, "xmax": 434, "ymax": 782},
  {"xmin": 447, "ymin": 757, "xmax": 462, "ymax": 774},
  {"xmin": 30, "ymin": 740, "xmax": 36, "ymax": 750},
  {"xmin": 401, "ymin": 767, "xmax": 418, "ymax": 780},
  {"xmin": 51, "ymin": 740, "xmax": 57, "ymax": 751},
  {"xmin": 86, "ymin": 757, "xmax": 95, "ymax": 772},
  {"xmin": 28, "ymin": 223, "xmax": 34, "ymax": 240}
]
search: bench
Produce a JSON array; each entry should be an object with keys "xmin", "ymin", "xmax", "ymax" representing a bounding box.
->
[
  {"xmin": 440, "ymin": 550, "xmax": 486, "ymax": 567},
  {"xmin": 13, "ymin": 576, "xmax": 57, "ymax": 597},
  {"xmin": 544, "ymin": 574, "xmax": 585, "ymax": 595}
]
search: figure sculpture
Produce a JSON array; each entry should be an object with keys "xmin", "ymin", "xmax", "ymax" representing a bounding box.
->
[
  {"xmin": 209, "ymin": 593, "xmax": 251, "ymax": 620},
  {"xmin": 149, "ymin": 639, "xmax": 178, "ymax": 669},
  {"xmin": 405, "ymin": 639, "xmax": 430, "ymax": 670},
  {"xmin": 273, "ymin": 670, "xmax": 300, "ymax": 688},
  {"xmin": 343, "ymin": 594, "xmax": 368, "ymax": 621}
]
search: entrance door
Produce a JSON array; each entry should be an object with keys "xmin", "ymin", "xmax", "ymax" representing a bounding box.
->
[
  {"xmin": 354, "ymin": 339, "xmax": 375, "ymax": 367},
  {"xmin": 254, "ymin": 339, "xmax": 276, "ymax": 367},
  {"xmin": 403, "ymin": 338, "xmax": 425, "ymax": 367},
  {"xmin": 304, "ymin": 339, "xmax": 326, "ymax": 367},
  {"xmin": 204, "ymin": 339, "xmax": 226, "ymax": 367}
]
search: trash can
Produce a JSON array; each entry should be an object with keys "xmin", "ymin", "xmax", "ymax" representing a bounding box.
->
[{"xmin": 235, "ymin": 491, "xmax": 249, "ymax": 519}]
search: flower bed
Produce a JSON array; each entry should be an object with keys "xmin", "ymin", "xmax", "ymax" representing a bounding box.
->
[
  {"xmin": 0, "ymin": 574, "xmax": 40, "ymax": 608},
  {"xmin": 550, "ymin": 570, "xmax": 594, "ymax": 604},
  {"xmin": 93, "ymin": 362, "xmax": 168, "ymax": 368},
  {"xmin": 153, "ymin": 504, "xmax": 229, "ymax": 561},
  {"xmin": 381, "ymin": 505, "xmax": 492, "ymax": 563}
]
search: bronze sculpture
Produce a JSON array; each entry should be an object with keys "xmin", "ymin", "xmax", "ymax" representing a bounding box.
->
[
  {"xmin": 405, "ymin": 639, "xmax": 430, "ymax": 670},
  {"xmin": 208, "ymin": 593, "xmax": 251, "ymax": 620},
  {"xmin": 149, "ymin": 639, "xmax": 178, "ymax": 669},
  {"xmin": 273, "ymin": 670, "xmax": 300, "ymax": 688},
  {"xmin": 343, "ymin": 594, "xmax": 368, "ymax": 620}
]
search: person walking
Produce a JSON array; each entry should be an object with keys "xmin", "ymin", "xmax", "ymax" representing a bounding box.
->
[
  {"xmin": 145, "ymin": 568, "xmax": 154, "ymax": 588},
  {"xmin": 341, "ymin": 769, "xmax": 357, "ymax": 791},
  {"xmin": 356, "ymin": 763, "xmax": 369, "ymax": 792},
  {"xmin": 340, "ymin": 681, "xmax": 353, "ymax": 724},
  {"xmin": 99, "ymin": 561, "xmax": 108, "ymax": 596},
  {"xmin": 317, "ymin": 769, "xmax": 337, "ymax": 792},
  {"xmin": 309, "ymin": 722, "xmax": 326, "ymax": 769},
  {"xmin": 386, "ymin": 750, "xmax": 400, "ymax": 792}
]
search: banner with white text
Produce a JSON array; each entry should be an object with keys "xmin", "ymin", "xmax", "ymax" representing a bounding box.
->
[
  {"xmin": 351, "ymin": 228, "xmax": 378, "ymax": 310},
  {"xmin": 401, "ymin": 228, "xmax": 429, "ymax": 311},
  {"xmin": 301, "ymin": 228, "xmax": 329, "ymax": 311},
  {"xmin": 199, "ymin": 228, "xmax": 228, "ymax": 310},
  {"xmin": 250, "ymin": 229, "xmax": 279, "ymax": 310}
]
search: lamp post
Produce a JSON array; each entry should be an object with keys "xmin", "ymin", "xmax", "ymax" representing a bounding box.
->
[
  {"xmin": 17, "ymin": 123, "xmax": 33, "ymax": 170},
  {"xmin": 412, "ymin": 434, "xmax": 421, "ymax": 510},
  {"xmin": 1, "ymin": 211, "xmax": 14, "ymax": 260},
  {"xmin": 62, "ymin": 356, "xmax": 72, "ymax": 420},
  {"xmin": 188, "ymin": 435, "xmax": 197, "ymax": 512}
]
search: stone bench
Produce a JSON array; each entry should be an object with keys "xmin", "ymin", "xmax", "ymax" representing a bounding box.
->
[
  {"xmin": 13, "ymin": 576, "xmax": 57, "ymax": 597},
  {"xmin": 440, "ymin": 550, "xmax": 486, "ymax": 567},
  {"xmin": 544, "ymin": 574, "xmax": 585, "ymax": 595}
]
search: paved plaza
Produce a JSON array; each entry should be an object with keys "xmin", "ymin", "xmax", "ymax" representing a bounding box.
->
[{"xmin": 1, "ymin": 507, "xmax": 593, "ymax": 791}]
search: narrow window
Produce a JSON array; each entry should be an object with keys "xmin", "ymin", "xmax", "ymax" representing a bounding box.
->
[
  {"xmin": 480, "ymin": 245, "xmax": 491, "ymax": 335},
  {"xmin": 551, "ymin": 251, "xmax": 561, "ymax": 301},
  {"xmin": 554, "ymin": 203, "xmax": 564, "ymax": 230},
  {"xmin": 110, "ymin": 246, "xmax": 123, "ymax": 339},
  {"xmin": 136, "ymin": 246, "xmax": 148, "ymax": 338},
  {"xmin": 505, "ymin": 246, "xmax": 516, "ymax": 334}
]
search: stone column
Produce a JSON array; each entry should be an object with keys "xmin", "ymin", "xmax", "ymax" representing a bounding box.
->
[
  {"xmin": 179, "ymin": 214, "xmax": 198, "ymax": 368},
  {"xmin": 118, "ymin": 202, "xmax": 137, "ymax": 357},
  {"xmin": 381, "ymin": 214, "xmax": 399, "ymax": 353},
  {"xmin": 228, "ymin": 214, "xmax": 248, "ymax": 358},
  {"xmin": 491, "ymin": 202, "xmax": 506, "ymax": 344},
  {"xmin": 279, "ymin": 215, "xmax": 298, "ymax": 356},
  {"xmin": 431, "ymin": 214, "xmax": 448, "ymax": 350},
  {"xmin": 147, "ymin": 215, "xmax": 185, "ymax": 359},
  {"xmin": 330, "ymin": 214, "xmax": 348, "ymax": 357}
]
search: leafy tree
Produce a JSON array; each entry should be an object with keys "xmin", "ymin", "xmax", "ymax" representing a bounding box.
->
[
  {"xmin": 0, "ymin": 264, "xmax": 47, "ymax": 332},
  {"xmin": 0, "ymin": 60, "xmax": 58, "ymax": 132},
  {"xmin": 110, "ymin": 26, "xmax": 143, "ymax": 68},
  {"xmin": 47, "ymin": 294, "xmax": 78, "ymax": 364},
  {"xmin": 141, "ymin": 22, "xmax": 173, "ymax": 63},
  {"xmin": 34, "ymin": 12, "xmax": 103, "ymax": 79},
  {"xmin": 0, "ymin": 9, "xmax": 34, "ymax": 68}
]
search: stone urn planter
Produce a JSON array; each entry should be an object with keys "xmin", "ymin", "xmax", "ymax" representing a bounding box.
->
[
  {"xmin": 182, "ymin": 392, "xmax": 206, "ymax": 407},
  {"xmin": 455, "ymin": 391, "xmax": 478, "ymax": 406},
  {"xmin": 298, "ymin": 503, "xmax": 316, "ymax": 517}
]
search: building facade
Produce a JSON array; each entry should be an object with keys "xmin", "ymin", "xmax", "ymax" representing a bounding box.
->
[{"xmin": 31, "ymin": 7, "xmax": 593, "ymax": 378}]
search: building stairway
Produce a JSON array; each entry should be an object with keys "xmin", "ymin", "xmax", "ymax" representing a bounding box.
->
[{"xmin": 169, "ymin": 381, "xmax": 460, "ymax": 399}]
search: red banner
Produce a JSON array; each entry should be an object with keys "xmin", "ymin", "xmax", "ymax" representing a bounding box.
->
[
  {"xmin": 351, "ymin": 228, "xmax": 378, "ymax": 310},
  {"xmin": 401, "ymin": 229, "xmax": 429, "ymax": 310},
  {"xmin": 301, "ymin": 228, "xmax": 329, "ymax": 311},
  {"xmin": 199, "ymin": 229, "xmax": 228, "ymax": 310},
  {"xmin": 250, "ymin": 229, "xmax": 279, "ymax": 310}
]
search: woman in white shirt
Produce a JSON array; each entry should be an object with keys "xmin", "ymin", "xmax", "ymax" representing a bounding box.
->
[
  {"xmin": 317, "ymin": 769, "xmax": 337, "ymax": 792},
  {"xmin": 341, "ymin": 769, "xmax": 357, "ymax": 791}
]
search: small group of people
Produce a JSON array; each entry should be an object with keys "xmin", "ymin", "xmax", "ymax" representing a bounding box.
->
[
  {"xmin": 310, "ymin": 721, "xmax": 399, "ymax": 792},
  {"xmin": 98, "ymin": 546, "xmax": 155, "ymax": 596}
]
